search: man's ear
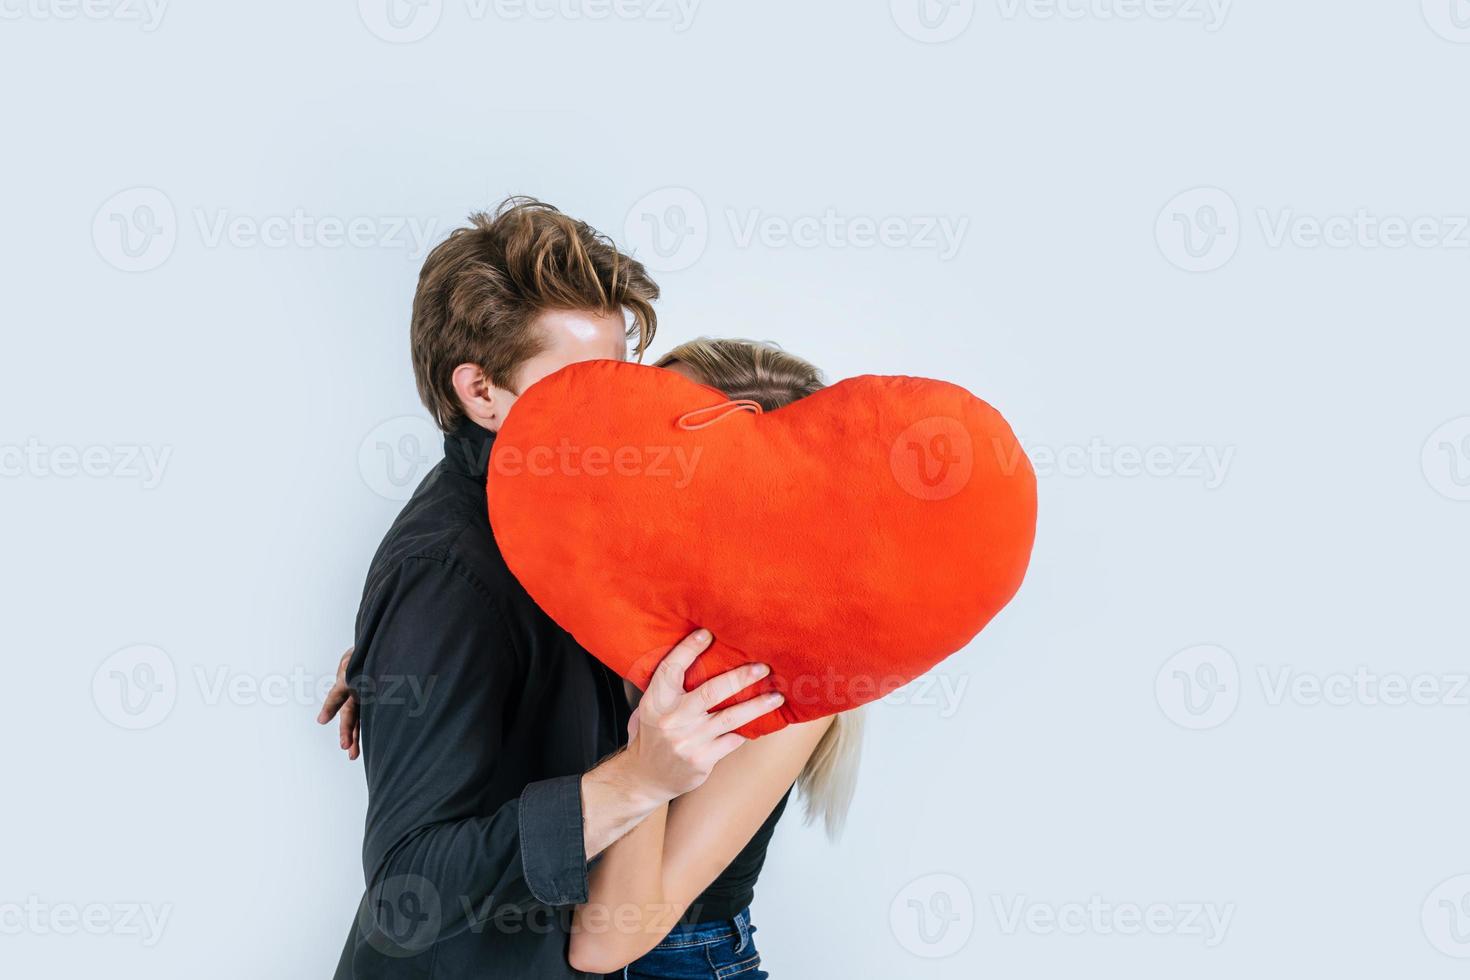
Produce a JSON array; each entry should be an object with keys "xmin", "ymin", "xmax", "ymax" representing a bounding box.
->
[{"xmin": 451, "ymin": 362, "xmax": 508, "ymax": 432}]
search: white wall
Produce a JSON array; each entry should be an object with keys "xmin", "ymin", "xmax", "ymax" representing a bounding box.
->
[{"xmin": 3, "ymin": 2, "xmax": 1469, "ymax": 977}]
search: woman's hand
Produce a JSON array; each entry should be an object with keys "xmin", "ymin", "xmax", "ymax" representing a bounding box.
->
[
  {"xmin": 315, "ymin": 646, "xmax": 360, "ymax": 760},
  {"xmin": 617, "ymin": 629, "xmax": 783, "ymax": 803}
]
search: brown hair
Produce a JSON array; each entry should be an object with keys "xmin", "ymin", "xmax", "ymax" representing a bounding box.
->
[
  {"xmin": 655, "ymin": 337, "xmax": 863, "ymax": 838},
  {"xmin": 411, "ymin": 197, "xmax": 660, "ymax": 431}
]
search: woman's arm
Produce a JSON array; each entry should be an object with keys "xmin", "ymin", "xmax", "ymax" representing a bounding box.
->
[{"xmin": 568, "ymin": 715, "xmax": 833, "ymax": 974}]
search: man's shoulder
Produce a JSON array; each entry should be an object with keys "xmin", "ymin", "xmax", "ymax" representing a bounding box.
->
[{"xmin": 360, "ymin": 461, "xmax": 519, "ymax": 611}]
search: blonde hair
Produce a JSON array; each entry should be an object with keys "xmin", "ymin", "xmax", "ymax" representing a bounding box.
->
[{"xmin": 656, "ymin": 337, "xmax": 864, "ymax": 839}]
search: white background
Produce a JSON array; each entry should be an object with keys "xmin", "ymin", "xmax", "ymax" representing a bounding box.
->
[{"xmin": 3, "ymin": 1, "xmax": 1469, "ymax": 977}]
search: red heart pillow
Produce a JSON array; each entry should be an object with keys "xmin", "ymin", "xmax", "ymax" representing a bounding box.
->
[{"xmin": 486, "ymin": 360, "xmax": 1036, "ymax": 738}]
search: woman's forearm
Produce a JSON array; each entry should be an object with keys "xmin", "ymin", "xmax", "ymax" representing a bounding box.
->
[
  {"xmin": 569, "ymin": 717, "xmax": 834, "ymax": 973},
  {"xmin": 569, "ymin": 804, "xmax": 677, "ymax": 973}
]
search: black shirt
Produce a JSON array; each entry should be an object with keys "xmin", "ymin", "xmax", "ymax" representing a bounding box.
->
[{"xmin": 333, "ymin": 420, "xmax": 630, "ymax": 979}]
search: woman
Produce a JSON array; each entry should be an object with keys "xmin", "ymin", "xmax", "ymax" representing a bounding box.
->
[{"xmin": 567, "ymin": 338, "xmax": 865, "ymax": 979}]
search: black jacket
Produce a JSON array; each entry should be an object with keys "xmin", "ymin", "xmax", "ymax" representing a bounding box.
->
[{"xmin": 334, "ymin": 419, "xmax": 629, "ymax": 979}]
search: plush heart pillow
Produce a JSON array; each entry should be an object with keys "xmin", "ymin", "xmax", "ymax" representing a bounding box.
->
[{"xmin": 486, "ymin": 359, "xmax": 1036, "ymax": 738}]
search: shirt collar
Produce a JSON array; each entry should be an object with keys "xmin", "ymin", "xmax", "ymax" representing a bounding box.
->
[{"xmin": 444, "ymin": 418, "xmax": 496, "ymax": 478}]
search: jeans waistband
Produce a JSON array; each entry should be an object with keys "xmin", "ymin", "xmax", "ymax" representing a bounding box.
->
[{"xmin": 654, "ymin": 907, "xmax": 753, "ymax": 953}]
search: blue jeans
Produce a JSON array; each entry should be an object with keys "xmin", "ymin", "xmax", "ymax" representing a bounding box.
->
[{"xmin": 623, "ymin": 908, "xmax": 767, "ymax": 979}]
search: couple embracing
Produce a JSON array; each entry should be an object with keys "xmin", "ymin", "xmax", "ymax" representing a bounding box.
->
[{"xmin": 323, "ymin": 197, "xmax": 862, "ymax": 979}]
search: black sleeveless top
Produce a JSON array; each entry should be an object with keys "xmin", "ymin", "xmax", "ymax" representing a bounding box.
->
[{"xmin": 679, "ymin": 787, "xmax": 793, "ymax": 924}]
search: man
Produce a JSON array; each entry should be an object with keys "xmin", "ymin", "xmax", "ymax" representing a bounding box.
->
[{"xmin": 319, "ymin": 198, "xmax": 783, "ymax": 978}]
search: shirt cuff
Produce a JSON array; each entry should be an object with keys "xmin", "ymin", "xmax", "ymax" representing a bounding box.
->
[{"xmin": 518, "ymin": 774, "xmax": 589, "ymax": 907}]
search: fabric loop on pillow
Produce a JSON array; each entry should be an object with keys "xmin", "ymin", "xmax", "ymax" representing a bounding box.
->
[{"xmin": 675, "ymin": 399, "xmax": 765, "ymax": 431}]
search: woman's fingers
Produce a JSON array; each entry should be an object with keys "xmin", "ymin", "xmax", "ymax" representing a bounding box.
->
[
  {"xmin": 317, "ymin": 684, "xmax": 350, "ymax": 724},
  {"xmin": 340, "ymin": 697, "xmax": 360, "ymax": 758},
  {"xmin": 682, "ymin": 662, "xmax": 771, "ymax": 720},
  {"xmin": 317, "ymin": 647, "xmax": 355, "ymax": 724},
  {"xmin": 707, "ymin": 690, "xmax": 785, "ymax": 736},
  {"xmin": 643, "ymin": 629, "xmax": 714, "ymax": 716}
]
